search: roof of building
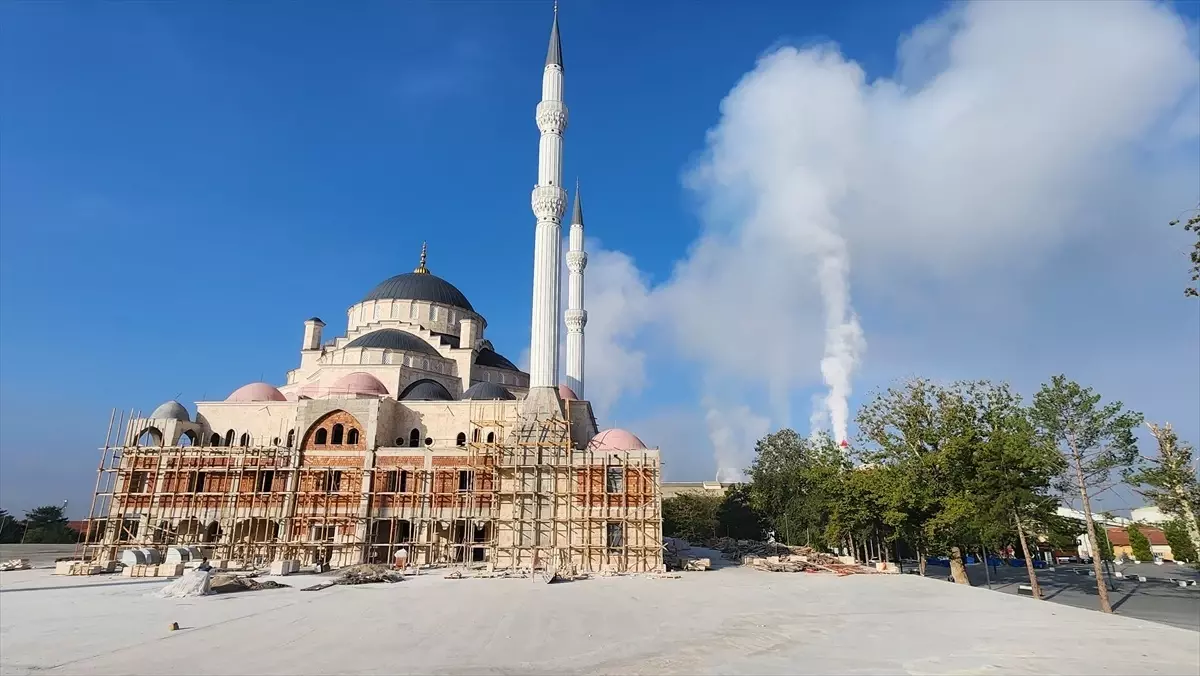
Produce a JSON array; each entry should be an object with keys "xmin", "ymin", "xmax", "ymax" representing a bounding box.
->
[
  {"xmin": 345, "ymin": 329, "xmax": 440, "ymax": 356},
  {"xmin": 149, "ymin": 400, "xmax": 190, "ymax": 421},
  {"xmin": 587, "ymin": 428, "xmax": 648, "ymax": 452},
  {"xmin": 461, "ymin": 382, "xmax": 516, "ymax": 401},
  {"xmin": 329, "ymin": 372, "xmax": 390, "ymax": 397},
  {"xmin": 399, "ymin": 378, "xmax": 454, "ymax": 401},
  {"xmin": 475, "ymin": 347, "xmax": 520, "ymax": 372},
  {"xmin": 1106, "ymin": 525, "xmax": 1170, "ymax": 547},
  {"xmin": 227, "ymin": 382, "xmax": 287, "ymax": 402},
  {"xmin": 546, "ymin": 7, "xmax": 562, "ymax": 68},
  {"xmin": 558, "ymin": 384, "xmax": 578, "ymax": 401}
]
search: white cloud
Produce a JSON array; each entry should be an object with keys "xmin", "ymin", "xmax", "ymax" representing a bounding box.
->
[{"xmin": 580, "ymin": 0, "xmax": 1199, "ymax": 478}]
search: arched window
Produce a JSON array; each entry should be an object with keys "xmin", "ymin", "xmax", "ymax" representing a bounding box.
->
[
  {"xmin": 409, "ymin": 428, "xmax": 420, "ymax": 447},
  {"xmin": 315, "ymin": 428, "xmax": 328, "ymax": 445},
  {"xmin": 179, "ymin": 430, "xmax": 196, "ymax": 447},
  {"xmin": 456, "ymin": 432, "xmax": 466, "ymax": 447},
  {"xmin": 210, "ymin": 433, "xmax": 221, "ymax": 447},
  {"xmin": 347, "ymin": 428, "xmax": 359, "ymax": 445},
  {"xmin": 486, "ymin": 431, "xmax": 495, "ymax": 444},
  {"xmin": 472, "ymin": 429, "xmax": 480, "ymax": 443},
  {"xmin": 286, "ymin": 430, "xmax": 295, "ymax": 448},
  {"xmin": 239, "ymin": 432, "xmax": 251, "ymax": 447},
  {"xmin": 331, "ymin": 424, "xmax": 344, "ymax": 445},
  {"xmin": 224, "ymin": 430, "xmax": 236, "ymax": 446}
]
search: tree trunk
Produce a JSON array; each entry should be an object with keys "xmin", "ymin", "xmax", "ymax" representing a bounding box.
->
[
  {"xmin": 949, "ymin": 546, "xmax": 970, "ymax": 584},
  {"xmin": 1070, "ymin": 437, "xmax": 1113, "ymax": 613},
  {"xmin": 1013, "ymin": 509, "xmax": 1042, "ymax": 600},
  {"xmin": 917, "ymin": 548, "xmax": 927, "ymax": 576},
  {"xmin": 848, "ymin": 533, "xmax": 856, "ymax": 562}
]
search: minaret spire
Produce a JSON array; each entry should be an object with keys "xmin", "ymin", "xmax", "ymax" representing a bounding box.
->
[
  {"xmin": 565, "ymin": 180, "xmax": 588, "ymax": 398},
  {"xmin": 526, "ymin": 3, "xmax": 569, "ymax": 415},
  {"xmin": 414, "ymin": 241, "xmax": 429, "ymax": 274},
  {"xmin": 546, "ymin": 2, "xmax": 562, "ymax": 69}
]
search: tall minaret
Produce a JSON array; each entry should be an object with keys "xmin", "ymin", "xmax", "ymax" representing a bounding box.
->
[
  {"xmin": 526, "ymin": 4, "xmax": 568, "ymax": 414},
  {"xmin": 565, "ymin": 181, "xmax": 587, "ymax": 398}
]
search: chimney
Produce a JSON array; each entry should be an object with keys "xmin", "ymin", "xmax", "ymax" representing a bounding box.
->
[
  {"xmin": 302, "ymin": 317, "xmax": 325, "ymax": 351},
  {"xmin": 460, "ymin": 317, "xmax": 477, "ymax": 351}
]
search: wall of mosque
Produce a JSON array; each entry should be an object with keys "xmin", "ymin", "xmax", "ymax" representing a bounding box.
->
[{"xmin": 345, "ymin": 299, "xmax": 485, "ymax": 338}]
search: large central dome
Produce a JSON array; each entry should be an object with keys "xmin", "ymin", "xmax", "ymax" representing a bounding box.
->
[{"xmin": 361, "ymin": 243, "xmax": 475, "ymax": 312}]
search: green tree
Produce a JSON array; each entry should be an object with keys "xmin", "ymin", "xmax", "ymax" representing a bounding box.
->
[
  {"xmin": 1168, "ymin": 207, "xmax": 1200, "ymax": 298},
  {"xmin": 21, "ymin": 505, "xmax": 76, "ymax": 544},
  {"xmin": 1127, "ymin": 524, "xmax": 1154, "ymax": 562},
  {"xmin": 1125, "ymin": 422, "xmax": 1200, "ymax": 559},
  {"xmin": 0, "ymin": 509, "xmax": 25, "ymax": 544},
  {"xmin": 747, "ymin": 429, "xmax": 849, "ymax": 549},
  {"xmin": 1162, "ymin": 520, "xmax": 1198, "ymax": 563},
  {"xmin": 662, "ymin": 492, "xmax": 722, "ymax": 542},
  {"xmin": 856, "ymin": 379, "xmax": 981, "ymax": 582},
  {"xmin": 715, "ymin": 484, "xmax": 762, "ymax": 540},
  {"xmin": 1031, "ymin": 376, "xmax": 1141, "ymax": 613},
  {"xmin": 965, "ymin": 381, "xmax": 1064, "ymax": 600}
]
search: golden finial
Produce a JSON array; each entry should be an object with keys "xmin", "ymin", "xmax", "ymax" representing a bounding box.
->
[{"xmin": 414, "ymin": 241, "xmax": 429, "ymax": 274}]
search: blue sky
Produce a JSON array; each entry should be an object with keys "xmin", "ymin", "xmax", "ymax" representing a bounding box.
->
[{"xmin": 2, "ymin": 0, "xmax": 1198, "ymax": 517}]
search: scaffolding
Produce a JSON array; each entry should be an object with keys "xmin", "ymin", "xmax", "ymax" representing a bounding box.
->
[{"xmin": 80, "ymin": 404, "xmax": 663, "ymax": 573}]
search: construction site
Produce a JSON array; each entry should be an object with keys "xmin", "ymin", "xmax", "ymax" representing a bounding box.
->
[{"xmin": 76, "ymin": 403, "xmax": 663, "ymax": 576}]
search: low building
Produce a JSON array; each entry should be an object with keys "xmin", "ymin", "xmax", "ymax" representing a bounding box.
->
[
  {"xmin": 1106, "ymin": 525, "xmax": 1174, "ymax": 562},
  {"xmin": 660, "ymin": 482, "xmax": 738, "ymax": 500}
]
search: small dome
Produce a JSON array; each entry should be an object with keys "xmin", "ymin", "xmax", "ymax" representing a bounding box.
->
[
  {"xmin": 328, "ymin": 372, "xmax": 390, "ymax": 397},
  {"xmin": 475, "ymin": 347, "xmax": 521, "ymax": 372},
  {"xmin": 150, "ymin": 400, "xmax": 190, "ymax": 421},
  {"xmin": 558, "ymin": 384, "xmax": 578, "ymax": 401},
  {"xmin": 587, "ymin": 428, "xmax": 648, "ymax": 452},
  {"xmin": 345, "ymin": 329, "xmax": 440, "ymax": 356},
  {"xmin": 461, "ymin": 382, "xmax": 516, "ymax": 401},
  {"xmin": 227, "ymin": 382, "xmax": 287, "ymax": 402},
  {"xmin": 399, "ymin": 378, "xmax": 454, "ymax": 401}
]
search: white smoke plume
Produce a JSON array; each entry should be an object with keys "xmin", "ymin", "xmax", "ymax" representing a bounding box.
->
[{"xmin": 573, "ymin": 0, "xmax": 1198, "ymax": 479}]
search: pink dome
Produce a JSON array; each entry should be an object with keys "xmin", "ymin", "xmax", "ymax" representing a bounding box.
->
[
  {"xmin": 558, "ymin": 384, "xmax": 578, "ymax": 401},
  {"xmin": 226, "ymin": 382, "xmax": 287, "ymax": 402},
  {"xmin": 328, "ymin": 372, "xmax": 389, "ymax": 397},
  {"xmin": 587, "ymin": 428, "xmax": 648, "ymax": 452}
]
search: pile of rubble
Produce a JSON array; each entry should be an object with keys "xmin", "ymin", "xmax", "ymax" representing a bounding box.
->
[
  {"xmin": 0, "ymin": 558, "xmax": 31, "ymax": 571},
  {"xmin": 210, "ymin": 573, "xmax": 290, "ymax": 594},
  {"xmin": 301, "ymin": 563, "xmax": 404, "ymax": 591},
  {"xmin": 702, "ymin": 537, "xmax": 878, "ymax": 575}
]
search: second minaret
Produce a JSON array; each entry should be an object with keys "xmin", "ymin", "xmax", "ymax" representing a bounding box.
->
[{"xmin": 565, "ymin": 182, "xmax": 587, "ymax": 398}]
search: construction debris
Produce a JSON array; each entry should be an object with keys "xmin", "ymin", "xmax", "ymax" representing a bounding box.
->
[
  {"xmin": 702, "ymin": 537, "xmax": 878, "ymax": 575},
  {"xmin": 154, "ymin": 570, "xmax": 213, "ymax": 598},
  {"xmin": 683, "ymin": 558, "xmax": 711, "ymax": 571},
  {"xmin": 301, "ymin": 564, "xmax": 404, "ymax": 591},
  {"xmin": 210, "ymin": 573, "xmax": 290, "ymax": 594},
  {"xmin": 1, "ymin": 558, "xmax": 32, "ymax": 571}
]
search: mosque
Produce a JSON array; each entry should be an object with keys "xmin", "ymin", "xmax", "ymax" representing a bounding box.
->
[{"xmin": 85, "ymin": 8, "xmax": 664, "ymax": 574}]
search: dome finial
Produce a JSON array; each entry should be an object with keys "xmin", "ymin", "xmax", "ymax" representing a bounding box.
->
[{"xmin": 414, "ymin": 241, "xmax": 429, "ymax": 274}]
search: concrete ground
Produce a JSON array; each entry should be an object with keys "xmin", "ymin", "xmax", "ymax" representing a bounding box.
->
[
  {"xmin": 2, "ymin": 556, "xmax": 1197, "ymax": 675},
  {"xmin": 0, "ymin": 545, "xmax": 78, "ymax": 569},
  {"xmin": 917, "ymin": 560, "xmax": 1200, "ymax": 631}
]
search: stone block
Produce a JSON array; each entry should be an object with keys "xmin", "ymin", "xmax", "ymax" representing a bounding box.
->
[
  {"xmin": 156, "ymin": 563, "xmax": 184, "ymax": 577},
  {"xmin": 269, "ymin": 560, "xmax": 295, "ymax": 576},
  {"xmin": 54, "ymin": 561, "xmax": 76, "ymax": 576}
]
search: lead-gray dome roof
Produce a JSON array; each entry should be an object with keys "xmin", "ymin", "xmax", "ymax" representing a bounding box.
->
[
  {"xmin": 399, "ymin": 378, "xmax": 455, "ymax": 401},
  {"xmin": 150, "ymin": 400, "xmax": 190, "ymax": 421},
  {"xmin": 361, "ymin": 272, "xmax": 475, "ymax": 312},
  {"xmin": 475, "ymin": 347, "xmax": 520, "ymax": 372},
  {"xmin": 345, "ymin": 329, "xmax": 440, "ymax": 356},
  {"xmin": 461, "ymin": 382, "xmax": 516, "ymax": 401}
]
